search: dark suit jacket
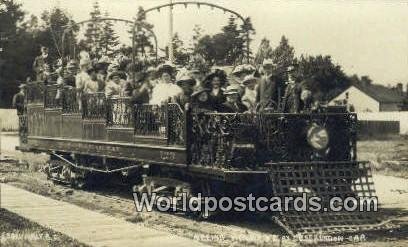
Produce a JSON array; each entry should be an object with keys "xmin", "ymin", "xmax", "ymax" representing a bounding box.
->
[
  {"xmin": 219, "ymin": 101, "xmax": 248, "ymax": 113},
  {"xmin": 256, "ymin": 75, "xmax": 278, "ymax": 106}
]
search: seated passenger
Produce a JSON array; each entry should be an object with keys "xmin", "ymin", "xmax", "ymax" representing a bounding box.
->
[
  {"xmin": 105, "ymin": 71, "xmax": 126, "ymax": 98},
  {"xmin": 204, "ymin": 69, "xmax": 227, "ymax": 111},
  {"xmin": 219, "ymin": 85, "xmax": 248, "ymax": 113},
  {"xmin": 173, "ymin": 69, "xmax": 196, "ymax": 109},
  {"xmin": 95, "ymin": 56, "xmax": 110, "ymax": 92},
  {"xmin": 190, "ymin": 86, "xmax": 213, "ymax": 111},
  {"xmin": 83, "ymin": 67, "xmax": 99, "ymax": 94},
  {"xmin": 123, "ymin": 62, "xmax": 150, "ymax": 104},
  {"xmin": 149, "ymin": 62, "xmax": 182, "ymax": 105},
  {"xmin": 241, "ymin": 74, "xmax": 259, "ymax": 112},
  {"xmin": 76, "ymin": 53, "xmax": 92, "ymax": 110},
  {"xmin": 64, "ymin": 60, "xmax": 77, "ymax": 88}
]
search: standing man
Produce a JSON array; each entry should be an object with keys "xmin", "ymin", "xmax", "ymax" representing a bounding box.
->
[
  {"xmin": 33, "ymin": 46, "xmax": 52, "ymax": 81},
  {"xmin": 256, "ymin": 59, "xmax": 279, "ymax": 110},
  {"xmin": 12, "ymin": 84, "xmax": 26, "ymax": 116}
]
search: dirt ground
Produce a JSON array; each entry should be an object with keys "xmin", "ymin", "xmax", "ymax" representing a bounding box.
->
[{"xmin": 0, "ymin": 133, "xmax": 407, "ymax": 246}]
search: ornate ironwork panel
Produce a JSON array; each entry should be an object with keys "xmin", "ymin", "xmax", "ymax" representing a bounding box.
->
[
  {"xmin": 189, "ymin": 111, "xmax": 357, "ymax": 168},
  {"xmin": 62, "ymin": 87, "xmax": 79, "ymax": 114},
  {"xmin": 26, "ymin": 82, "xmax": 45, "ymax": 104},
  {"xmin": 134, "ymin": 104, "xmax": 167, "ymax": 138},
  {"xmin": 107, "ymin": 97, "xmax": 134, "ymax": 128},
  {"xmin": 167, "ymin": 103, "xmax": 185, "ymax": 145},
  {"xmin": 82, "ymin": 93, "xmax": 107, "ymax": 120},
  {"xmin": 44, "ymin": 84, "xmax": 61, "ymax": 109}
]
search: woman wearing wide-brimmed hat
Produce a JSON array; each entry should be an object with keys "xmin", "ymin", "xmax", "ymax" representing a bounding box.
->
[
  {"xmin": 190, "ymin": 86, "xmax": 213, "ymax": 111},
  {"xmin": 173, "ymin": 68, "xmax": 196, "ymax": 109},
  {"xmin": 149, "ymin": 62, "xmax": 182, "ymax": 105},
  {"xmin": 105, "ymin": 70, "xmax": 127, "ymax": 98}
]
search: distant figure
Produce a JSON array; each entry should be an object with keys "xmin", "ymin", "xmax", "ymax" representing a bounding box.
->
[
  {"xmin": 33, "ymin": 46, "xmax": 52, "ymax": 81},
  {"xmin": 12, "ymin": 84, "xmax": 26, "ymax": 115}
]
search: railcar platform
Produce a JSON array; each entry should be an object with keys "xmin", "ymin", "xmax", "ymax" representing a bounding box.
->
[{"xmin": 0, "ymin": 183, "xmax": 208, "ymax": 247}]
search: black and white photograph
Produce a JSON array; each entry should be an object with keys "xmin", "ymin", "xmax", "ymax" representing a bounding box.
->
[{"xmin": 0, "ymin": 0, "xmax": 407, "ymax": 246}]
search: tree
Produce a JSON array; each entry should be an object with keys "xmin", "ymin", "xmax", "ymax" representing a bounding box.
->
[
  {"xmin": 271, "ymin": 36, "xmax": 295, "ymax": 73},
  {"xmin": 83, "ymin": 1, "xmax": 103, "ymax": 57},
  {"xmin": 193, "ymin": 16, "xmax": 248, "ymax": 65},
  {"xmin": 100, "ymin": 11, "xmax": 119, "ymax": 57},
  {"xmin": 39, "ymin": 7, "xmax": 77, "ymax": 61},
  {"xmin": 0, "ymin": 0, "xmax": 28, "ymax": 107},
  {"xmin": 239, "ymin": 17, "xmax": 255, "ymax": 62},
  {"xmin": 293, "ymin": 55, "xmax": 350, "ymax": 101},
  {"xmin": 254, "ymin": 38, "xmax": 273, "ymax": 65},
  {"xmin": 171, "ymin": 33, "xmax": 189, "ymax": 66},
  {"xmin": 131, "ymin": 7, "xmax": 154, "ymax": 58}
]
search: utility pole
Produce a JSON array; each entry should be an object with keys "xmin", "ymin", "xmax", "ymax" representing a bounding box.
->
[{"xmin": 168, "ymin": 0, "xmax": 174, "ymax": 63}]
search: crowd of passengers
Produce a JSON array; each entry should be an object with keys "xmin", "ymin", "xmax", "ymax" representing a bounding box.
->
[{"xmin": 24, "ymin": 46, "xmax": 316, "ymax": 114}]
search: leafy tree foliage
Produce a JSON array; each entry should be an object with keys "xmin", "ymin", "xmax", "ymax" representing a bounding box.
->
[
  {"xmin": 133, "ymin": 7, "xmax": 154, "ymax": 57},
  {"xmin": 193, "ymin": 16, "xmax": 252, "ymax": 65},
  {"xmin": 293, "ymin": 55, "xmax": 350, "ymax": 101}
]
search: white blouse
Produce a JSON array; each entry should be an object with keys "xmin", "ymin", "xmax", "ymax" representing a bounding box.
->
[{"xmin": 149, "ymin": 81, "xmax": 182, "ymax": 105}]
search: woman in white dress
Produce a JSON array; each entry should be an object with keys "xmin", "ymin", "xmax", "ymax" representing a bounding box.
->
[{"xmin": 149, "ymin": 63, "xmax": 182, "ymax": 105}]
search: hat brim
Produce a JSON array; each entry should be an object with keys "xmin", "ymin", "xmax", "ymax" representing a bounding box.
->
[
  {"xmin": 177, "ymin": 79, "xmax": 196, "ymax": 86},
  {"xmin": 191, "ymin": 88, "xmax": 210, "ymax": 97}
]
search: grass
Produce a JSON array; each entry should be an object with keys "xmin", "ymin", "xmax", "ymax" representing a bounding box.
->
[
  {"xmin": 0, "ymin": 208, "xmax": 89, "ymax": 247},
  {"xmin": 357, "ymin": 137, "xmax": 408, "ymax": 178}
]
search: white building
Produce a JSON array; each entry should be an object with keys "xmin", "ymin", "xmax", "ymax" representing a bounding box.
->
[{"xmin": 329, "ymin": 83, "xmax": 406, "ymax": 112}]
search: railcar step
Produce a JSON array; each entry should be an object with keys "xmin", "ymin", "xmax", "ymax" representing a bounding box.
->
[{"xmin": 267, "ymin": 161, "xmax": 396, "ymax": 237}]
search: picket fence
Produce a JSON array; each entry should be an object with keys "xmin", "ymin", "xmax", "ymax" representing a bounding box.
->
[{"xmin": 0, "ymin": 109, "xmax": 19, "ymax": 131}]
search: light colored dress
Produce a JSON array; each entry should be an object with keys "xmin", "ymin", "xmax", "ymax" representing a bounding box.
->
[
  {"xmin": 75, "ymin": 71, "xmax": 91, "ymax": 92},
  {"xmin": 149, "ymin": 81, "xmax": 183, "ymax": 105},
  {"xmin": 83, "ymin": 79, "xmax": 99, "ymax": 94}
]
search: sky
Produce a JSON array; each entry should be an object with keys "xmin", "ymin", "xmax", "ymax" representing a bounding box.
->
[{"xmin": 16, "ymin": 0, "xmax": 408, "ymax": 87}]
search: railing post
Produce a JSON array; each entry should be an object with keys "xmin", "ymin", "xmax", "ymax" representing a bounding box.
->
[{"xmin": 185, "ymin": 103, "xmax": 192, "ymax": 165}]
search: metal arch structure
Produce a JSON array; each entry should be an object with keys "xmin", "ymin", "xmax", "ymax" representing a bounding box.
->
[
  {"xmin": 138, "ymin": 1, "xmax": 251, "ymax": 63},
  {"xmin": 61, "ymin": 17, "xmax": 159, "ymax": 63}
]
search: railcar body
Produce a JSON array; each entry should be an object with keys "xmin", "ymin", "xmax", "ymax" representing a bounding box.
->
[{"xmin": 17, "ymin": 81, "xmax": 385, "ymax": 236}]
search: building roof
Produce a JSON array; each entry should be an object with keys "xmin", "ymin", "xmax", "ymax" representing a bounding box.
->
[{"xmin": 351, "ymin": 83, "xmax": 406, "ymax": 103}]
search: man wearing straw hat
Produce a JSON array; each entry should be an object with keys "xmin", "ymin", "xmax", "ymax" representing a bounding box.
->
[{"xmin": 256, "ymin": 58, "xmax": 279, "ymax": 110}]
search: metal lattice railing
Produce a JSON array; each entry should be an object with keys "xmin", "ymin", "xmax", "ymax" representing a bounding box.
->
[
  {"xmin": 134, "ymin": 104, "xmax": 167, "ymax": 138},
  {"xmin": 26, "ymin": 82, "xmax": 45, "ymax": 104},
  {"xmin": 107, "ymin": 97, "xmax": 134, "ymax": 128},
  {"xmin": 190, "ymin": 112, "xmax": 358, "ymax": 168},
  {"xmin": 44, "ymin": 84, "xmax": 62, "ymax": 109},
  {"xmin": 82, "ymin": 93, "xmax": 107, "ymax": 120},
  {"xmin": 62, "ymin": 87, "xmax": 79, "ymax": 114}
]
